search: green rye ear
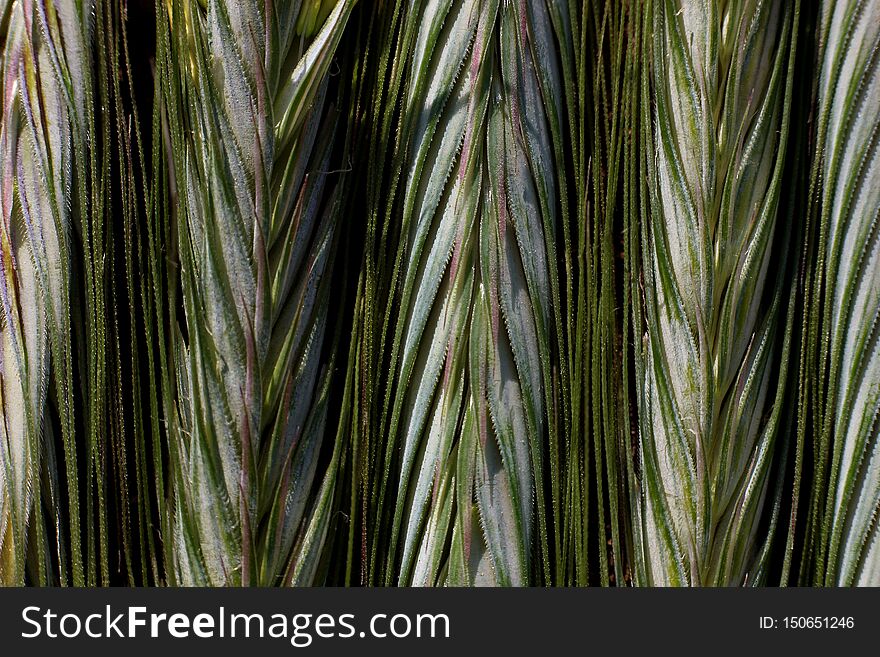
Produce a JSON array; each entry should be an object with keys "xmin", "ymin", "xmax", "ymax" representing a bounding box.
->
[
  {"xmin": 1, "ymin": 0, "xmax": 102, "ymax": 587},
  {"xmin": 353, "ymin": 0, "xmax": 578, "ymax": 587},
  {"xmin": 157, "ymin": 0, "xmax": 355, "ymax": 586},
  {"xmin": 804, "ymin": 0, "xmax": 880, "ymax": 587},
  {"xmin": 633, "ymin": 0, "xmax": 800, "ymax": 586}
]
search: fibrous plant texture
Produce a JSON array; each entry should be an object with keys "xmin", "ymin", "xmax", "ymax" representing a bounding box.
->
[
  {"xmin": 158, "ymin": 0, "xmax": 355, "ymax": 586},
  {"xmin": 633, "ymin": 0, "xmax": 800, "ymax": 586},
  {"xmin": 357, "ymin": 0, "xmax": 569, "ymax": 587},
  {"xmin": 0, "ymin": 0, "xmax": 877, "ymax": 588},
  {"xmin": 1, "ymin": 0, "xmax": 100, "ymax": 586},
  {"xmin": 801, "ymin": 0, "xmax": 880, "ymax": 587}
]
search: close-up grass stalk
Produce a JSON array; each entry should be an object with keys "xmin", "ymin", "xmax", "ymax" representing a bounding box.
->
[
  {"xmin": 632, "ymin": 0, "xmax": 800, "ymax": 586},
  {"xmin": 0, "ymin": 0, "xmax": 877, "ymax": 587}
]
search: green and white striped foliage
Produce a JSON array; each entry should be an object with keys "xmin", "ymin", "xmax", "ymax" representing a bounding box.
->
[
  {"xmin": 379, "ymin": 0, "xmax": 567, "ymax": 587},
  {"xmin": 1, "ymin": 0, "xmax": 93, "ymax": 586},
  {"xmin": 635, "ymin": 0, "xmax": 798, "ymax": 586},
  {"xmin": 812, "ymin": 0, "xmax": 880, "ymax": 587},
  {"xmin": 163, "ymin": 0, "xmax": 354, "ymax": 586}
]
